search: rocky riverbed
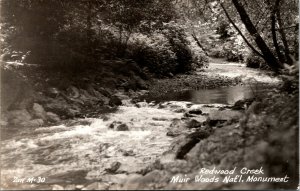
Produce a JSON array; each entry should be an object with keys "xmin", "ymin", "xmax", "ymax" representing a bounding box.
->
[
  {"xmin": 0, "ymin": 97, "xmax": 245, "ymax": 190},
  {"xmin": 2, "ymin": 60, "xmax": 297, "ymax": 190}
]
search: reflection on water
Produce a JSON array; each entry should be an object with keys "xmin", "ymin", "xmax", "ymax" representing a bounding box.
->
[{"xmin": 147, "ymin": 85, "xmax": 271, "ymax": 104}]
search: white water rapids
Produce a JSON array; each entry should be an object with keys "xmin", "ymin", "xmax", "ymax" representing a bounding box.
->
[
  {"xmin": 0, "ymin": 62, "xmax": 279, "ymax": 189},
  {"xmin": 2, "ymin": 100, "xmax": 218, "ymax": 189}
]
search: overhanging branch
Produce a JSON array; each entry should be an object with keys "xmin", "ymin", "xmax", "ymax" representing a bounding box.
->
[{"xmin": 220, "ymin": 2, "xmax": 264, "ymax": 58}]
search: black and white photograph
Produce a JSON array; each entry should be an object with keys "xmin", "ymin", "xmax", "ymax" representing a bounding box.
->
[{"xmin": 0, "ymin": 0, "xmax": 299, "ymax": 190}]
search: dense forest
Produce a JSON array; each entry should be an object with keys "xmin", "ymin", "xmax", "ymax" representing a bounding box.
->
[{"xmin": 0, "ymin": 0, "xmax": 299, "ymax": 190}]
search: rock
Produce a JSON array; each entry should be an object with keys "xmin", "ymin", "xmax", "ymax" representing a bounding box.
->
[
  {"xmin": 44, "ymin": 98, "xmax": 69, "ymax": 117},
  {"xmin": 109, "ymin": 96, "xmax": 122, "ymax": 106},
  {"xmin": 66, "ymin": 108, "xmax": 81, "ymax": 118},
  {"xmin": 75, "ymin": 185, "xmax": 84, "ymax": 189},
  {"xmin": 184, "ymin": 112, "xmax": 195, "ymax": 117},
  {"xmin": 46, "ymin": 87, "xmax": 60, "ymax": 98},
  {"xmin": 32, "ymin": 103, "xmax": 47, "ymax": 119},
  {"xmin": 106, "ymin": 161, "xmax": 121, "ymax": 173},
  {"xmin": 125, "ymin": 173, "xmax": 143, "ymax": 182},
  {"xmin": 46, "ymin": 112, "xmax": 61, "ymax": 123},
  {"xmin": 82, "ymin": 182, "xmax": 109, "ymax": 190},
  {"xmin": 160, "ymin": 151, "xmax": 177, "ymax": 164},
  {"xmin": 136, "ymin": 78, "xmax": 148, "ymax": 90},
  {"xmin": 233, "ymin": 98, "xmax": 255, "ymax": 110},
  {"xmin": 20, "ymin": 118, "xmax": 44, "ymax": 127},
  {"xmin": 174, "ymin": 108, "xmax": 186, "ymax": 113},
  {"xmin": 186, "ymin": 130, "xmax": 211, "ymax": 139},
  {"xmin": 7, "ymin": 109, "xmax": 32, "ymax": 126},
  {"xmin": 102, "ymin": 174, "xmax": 128, "ymax": 184},
  {"xmin": 188, "ymin": 109, "xmax": 202, "ymax": 115},
  {"xmin": 187, "ymin": 119, "xmax": 202, "ymax": 129},
  {"xmin": 167, "ymin": 119, "xmax": 191, "ymax": 136},
  {"xmin": 186, "ymin": 103, "xmax": 193, "ymax": 108},
  {"xmin": 166, "ymin": 130, "xmax": 181, "ymax": 137},
  {"xmin": 52, "ymin": 184, "xmax": 64, "ymax": 190},
  {"xmin": 98, "ymin": 88, "xmax": 112, "ymax": 97},
  {"xmin": 135, "ymin": 102, "xmax": 148, "ymax": 108},
  {"xmin": 116, "ymin": 123, "xmax": 129, "ymax": 131},
  {"xmin": 176, "ymin": 130, "xmax": 211, "ymax": 159},
  {"xmin": 135, "ymin": 170, "xmax": 168, "ymax": 186},
  {"xmin": 8, "ymin": 97, "xmax": 34, "ymax": 111},
  {"xmin": 208, "ymin": 110, "xmax": 242, "ymax": 122},
  {"xmin": 64, "ymin": 184, "xmax": 76, "ymax": 190},
  {"xmin": 109, "ymin": 123, "xmax": 115, "ymax": 129},
  {"xmin": 66, "ymin": 86, "xmax": 80, "ymax": 98},
  {"xmin": 232, "ymin": 100, "xmax": 245, "ymax": 110},
  {"xmin": 123, "ymin": 150, "xmax": 135, "ymax": 156},
  {"xmin": 66, "ymin": 119, "xmax": 91, "ymax": 127},
  {"xmin": 102, "ymin": 116, "xmax": 109, "ymax": 121},
  {"xmin": 170, "ymin": 119, "xmax": 186, "ymax": 129},
  {"xmin": 152, "ymin": 117, "xmax": 168, "ymax": 121}
]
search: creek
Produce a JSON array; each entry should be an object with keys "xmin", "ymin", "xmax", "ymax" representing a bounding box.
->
[
  {"xmin": 0, "ymin": 61, "xmax": 279, "ymax": 189},
  {"xmin": 0, "ymin": 84, "xmax": 272, "ymax": 189}
]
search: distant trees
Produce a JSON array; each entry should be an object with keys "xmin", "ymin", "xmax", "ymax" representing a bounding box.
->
[
  {"xmin": 1, "ymin": 0, "xmax": 208, "ymax": 77},
  {"xmin": 0, "ymin": 0, "xmax": 176, "ymax": 66},
  {"xmin": 229, "ymin": 0, "xmax": 298, "ymax": 71},
  {"xmin": 1, "ymin": 0, "xmax": 297, "ymax": 74},
  {"xmin": 178, "ymin": 0, "xmax": 298, "ymax": 72}
]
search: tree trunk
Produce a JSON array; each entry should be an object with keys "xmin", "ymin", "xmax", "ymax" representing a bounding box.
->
[
  {"xmin": 191, "ymin": 33, "xmax": 209, "ymax": 56},
  {"xmin": 86, "ymin": 1, "xmax": 92, "ymax": 49},
  {"xmin": 220, "ymin": 3, "xmax": 263, "ymax": 58},
  {"xmin": 231, "ymin": 0, "xmax": 283, "ymax": 71},
  {"xmin": 276, "ymin": 0, "xmax": 293, "ymax": 65},
  {"xmin": 271, "ymin": 0, "xmax": 285, "ymax": 63}
]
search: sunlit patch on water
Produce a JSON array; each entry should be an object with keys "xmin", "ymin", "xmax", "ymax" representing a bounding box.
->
[{"xmin": 203, "ymin": 62, "xmax": 281, "ymax": 84}]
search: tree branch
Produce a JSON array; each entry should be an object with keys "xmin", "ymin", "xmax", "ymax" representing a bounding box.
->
[
  {"xmin": 191, "ymin": 32, "xmax": 209, "ymax": 56},
  {"xmin": 231, "ymin": 0, "xmax": 283, "ymax": 71},
  {"xmin": 220, "ymin": 2, "xmax": 264, "ymax": 58}
]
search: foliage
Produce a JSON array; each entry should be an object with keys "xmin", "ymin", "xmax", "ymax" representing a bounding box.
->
[
  {"xmin": 176, "ymin": 0, "xmax": 298, "ymax": 70},
  {"xmin": 0, "ymin": 0, "xmax": 180, "ymax": 74},
  {"xmin": 246, "ymin": 52, "xmax": 268, "ymax": 69},
  {"xmin": 127, "ymin": 32, "xmax": 177, "ymax": 77},
  {"xmin": 127, "ymin": 23, "xmax": 208, "ymax": 77},
  {"xmin": 280, "ymin": 58, "xmax": 299, "ymax": 93}
]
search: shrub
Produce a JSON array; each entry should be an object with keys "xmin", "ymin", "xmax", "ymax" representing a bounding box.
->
[
  {"xmin": 127, "ymin": 32, "xmax": 177, "ymax": 77},
  {"xmin": 246, "ymin": 52, "xmax": 269, "ymax": 69},
  {"xmin": 127, "ymin": 23, "xmax": 208, "ymax": 77}
]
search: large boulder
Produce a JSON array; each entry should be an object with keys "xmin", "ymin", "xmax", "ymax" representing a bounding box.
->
[
  {"xmin": 20, "ymin": 118, "xmax": 44, "ymax": 127},
  {"xmin": 175, "ymin": 130, "xmax": 211, "ymax": 159},
  {"xmin": 32, "ymin": 103, "xmax": 47, "ymax": 119},
  {"xmin": 45, "ymin": 99, "xmax": 81, "ymax": 119},
  {"xmin": 109, "ymin": 96, "xmax": 122, "ymax": 107},
  {"xmin": 207, "ymin": 110, "xmax": 242, "ymax": 126},
  {"xmin": 7, "ymin": 109, "xmax": 32, "ymax": 126},
  {"xmin": 46, "ymin": 112, "xmax": 61, "ymax": 123}
]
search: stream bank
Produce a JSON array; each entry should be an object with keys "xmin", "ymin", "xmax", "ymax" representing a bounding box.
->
[{"xmin": 1, "ymin": 60, "xmax": 297, "ymax": 190}]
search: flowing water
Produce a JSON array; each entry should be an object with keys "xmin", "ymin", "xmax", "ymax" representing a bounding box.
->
[
  {"xmin": 1, "ymin": 61, "xmax": 278, "ymax": 189},
  {"xmin": 0, "ymin": 84, "xmax": 274, "ymax": 189}
]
